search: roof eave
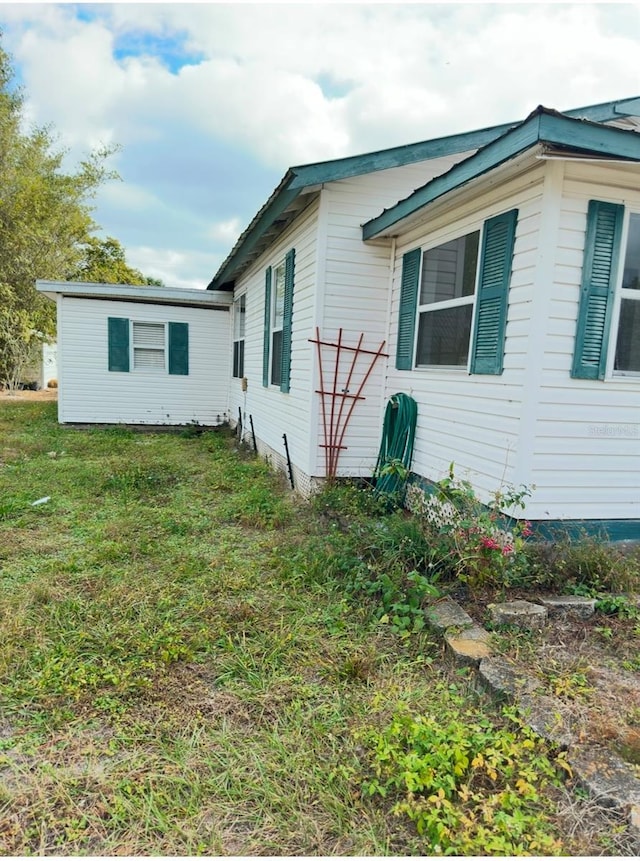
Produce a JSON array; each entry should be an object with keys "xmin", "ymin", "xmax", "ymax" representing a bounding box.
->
[{"xmin": 363, "ymin": 109, "xmax": 640, "ymax": 240}]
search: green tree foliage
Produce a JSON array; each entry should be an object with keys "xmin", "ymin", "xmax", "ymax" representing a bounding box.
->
[
  {"xmin": 0, "ymin": 39, "xmax": 157, "ymax": 388},
  {"xmin": 71, "ymin": 236, "xmax": 163, "ymax": 286}
]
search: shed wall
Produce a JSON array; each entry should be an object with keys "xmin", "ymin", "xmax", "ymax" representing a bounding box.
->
[{"xmin": 57, "ymin": 297, "xmax": 230, "ymax": 425}]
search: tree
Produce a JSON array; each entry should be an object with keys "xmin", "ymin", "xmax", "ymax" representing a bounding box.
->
[
  {"xmin": 71, "ymin": 236, "xmax": 163, "ymax": 286},
  {"xmin": 0, "ymin": 38, "xmax": 149, "ymax": 388}
]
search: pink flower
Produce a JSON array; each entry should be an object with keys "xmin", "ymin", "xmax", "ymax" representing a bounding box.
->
[
  {"xmin": 480, "ymin": 536, "xmax": 500, "ymax": 551},
  {"xmin": 502, "ymin": 544, "xmax": 514, "ymax": 556}
]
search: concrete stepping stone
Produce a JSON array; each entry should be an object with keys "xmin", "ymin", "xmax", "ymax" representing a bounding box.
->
[
  {"xmin": 538, "ymin": 595, "xmax": 596, "ymax": 619},
  {"xmin": 567, "ymin": 745, "xmax": 640, "ymax": 811},
  {"xmin": 478, "ymin": 656, "xmax": 541, "ymax": 699},
  {"xmin": 445, "ymin": 625, "xmax": 492, "ymax": 667},
  {"xmin": 488, "ymin": 599, "xmax": 548, "ymax": 630},
  {"xmin": 425, "ymin": 596, "xmax": 475, "ymax": 634}
]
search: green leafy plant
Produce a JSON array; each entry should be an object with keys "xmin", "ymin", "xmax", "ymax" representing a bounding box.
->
[{"xmin": 359, "ymin": 691, "xmax": 566, "ymax": 855}]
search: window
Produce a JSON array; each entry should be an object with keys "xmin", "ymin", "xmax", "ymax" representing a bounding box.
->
[
  {"xmin": 396, "ymin": 210, "xmax": 518, "ymax": 375},
  {"xmin": 262, "ymin": 247, "xmax": 295, "ymax": 392},
  {"xmin": 233, "ymin": 294, "xmax": 246, "ymax": 378},
  {"xmin": 613, "ymin": 212, "xmax": 640, "ymax": 374},
  {"xmin": 415, "ymin": 232, "xmax": 479, "ymax": 367},
  {"xmin": 108, "ymin": 317, "xmax": 189, "ymax": 375},
  {"xmin": 271, "ymin": 261, "xmax": 285, "ymax": 386},
  {"xmin": 132, "ymin": 321, "xmax": 166, "ymax": 371}
]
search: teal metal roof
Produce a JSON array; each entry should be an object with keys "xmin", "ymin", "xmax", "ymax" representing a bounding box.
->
[
  {"xmin": 362, "ymin": 106, "xmax": 640, "ymax": 240},
  {"xmin": 207, "ymin": 97, "xmax": 640, "ymax": 290}
]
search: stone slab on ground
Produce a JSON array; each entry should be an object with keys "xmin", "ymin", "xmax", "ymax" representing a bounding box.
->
[
  {"xmin": 568, "ymin": 745, "xmax": 640, "ymax": 812},
  {"xmin": 478, "ymin": 656, "xmax": 541, "ymax": 699},
  {"xmin": 445, "ymin": 625, "xmax": 492, "ymax": 667},
  {"xmin": 538, "ymin": 595, "xmax": 596, "ymax": 619},
  {"xmin": 488, "ymin": 599, "xmax": 548, "ymax": 630},
  {"xmin": 425, "ymin": 596, "xmax": 475, "ymax": 634},
  {"xmin": 517, "ymin": 692, "xmax": 578, "ymax": 749}
]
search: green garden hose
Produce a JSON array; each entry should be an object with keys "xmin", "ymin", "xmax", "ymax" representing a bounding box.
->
[{"xmin": 373, "ymin": 393, "xmax": 418, "ymax": 498}]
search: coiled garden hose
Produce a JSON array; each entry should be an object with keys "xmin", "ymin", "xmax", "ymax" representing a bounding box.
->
[{"xmin": 373, "ymin": 393, "xmax": 418, "ymax": 498}]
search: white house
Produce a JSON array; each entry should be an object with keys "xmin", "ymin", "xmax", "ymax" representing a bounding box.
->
[
  {"xmin": 38, "ymin": 96, "xmax": 640, "ymax": 539},
  {"xmin": 36, "ymin": 281, "xmax": 232, "ymax": 426}
]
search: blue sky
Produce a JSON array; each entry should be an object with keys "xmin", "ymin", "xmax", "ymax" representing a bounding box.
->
[{"xmin": 1, "ymin": 2, "xmax": 639, "ymax": 289}]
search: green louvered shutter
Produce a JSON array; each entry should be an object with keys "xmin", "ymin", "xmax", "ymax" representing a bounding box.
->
[
  {"xmin": 280, "ymin": 248, "xmax": 295, "ymax": 393},
  {"xmin": 262, "ymin": 266, "xmax": 272, "ymax": 387},
  {"xmin": 108, "ymin": 317, "xmax": 130, "ymax": 372},
  {"xmin": 571, "ymin": 200, "xmax": 624, "ymax": 380},
  {"xmin": 168, "ymin": 322, "xmax": 189, "ymax": 375},
  {"xmin": 396, "ymin": 248, "xmax": 421, "ymax": 370},
  {"xmin": 469, "ymin": 209, "xmax": 518, "ymax": 375}
]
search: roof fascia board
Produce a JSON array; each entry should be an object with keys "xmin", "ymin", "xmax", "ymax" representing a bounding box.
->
[
  {"xmin": 363, "ymin": 111, "xmax": 640, "ymax": 240},
  {"xmin": 287, "ymin": 123, "xmax": 518, "ymax": 189},
  {"xmin": 36, "ymin": 280, "xmax": 232, "ymax": 307},
  {"xmin": 565, "ymin": 96, "xmax": 640, "ymax": 120}
]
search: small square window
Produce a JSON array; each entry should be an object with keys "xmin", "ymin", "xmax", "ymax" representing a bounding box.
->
[{"xmin": 132, "ymin": 321, "xmax": 165, "ymax": 371}]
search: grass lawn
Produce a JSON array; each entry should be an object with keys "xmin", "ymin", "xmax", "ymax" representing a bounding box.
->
[{"xmin": 0, "ymin": 401, "xmax": 634, "ymax": 855}]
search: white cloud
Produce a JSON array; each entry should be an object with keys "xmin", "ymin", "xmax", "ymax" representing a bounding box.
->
[
  {"xmin": 2, "ymin": 2, "xmax": 640, "ymax": 289},
  {"xmin": 207, "ymin": 217, "xmax": 243, "ymax": 244}
]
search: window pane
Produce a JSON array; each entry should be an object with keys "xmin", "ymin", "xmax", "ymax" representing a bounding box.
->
[
  {"xmin": 271, "ymin": 330, "xmax": 283, "ymax": 386},
  {"xmin": 273, "ymin": 264, "xmax": 285, "ymax": 328},
  {"xmin": 132, "ymin": 322, "xmax": 165, "ymax": 347},
  {"xmin": 416, "ymin": 304, "xmax": 473, "ymax": 366},
  {"xmin": 614, "ymin": 298, "xmax": 640, "ymax": 372},
  {"xmin": 234, "ymin": 295, "xmax": 246, "ymax": 339},
  {"xmin": 233, "ymin": 340, "xmax": 245, "ymax": 378},
  {"xmin": 420, "ymin": 232, "xmax": 479, "ymax": 306},
  {"xmin": 622, "ymin": 214, "xmax": 640, "ymax": 291},
  {"xmin": 134, "ymin": 348, "xmax": 165, "ymax": 369}
]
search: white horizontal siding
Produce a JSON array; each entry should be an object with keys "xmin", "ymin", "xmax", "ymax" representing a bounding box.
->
[
  {"xmin": 314, "ymin": 157, "xmax": 474, "ymax": 478},
  {"xmin": 386, "ymin": 167, "xmax": 546, "ymax": 505},
  {"xmin": 58, "ymin": 297, "xmax": 230, "ymax": 425},
  {"xmin": 525, "ymin": 161, "xmax": 640, "ymax": 521},
  {"xmin": 229, "ymin": 197, "xmax": 320, "ymax": 477}
]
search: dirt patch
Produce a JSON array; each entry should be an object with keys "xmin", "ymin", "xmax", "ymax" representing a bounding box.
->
[{"xmin": 0, "ymin": 388, "xmax": 57, "ymax": 401}]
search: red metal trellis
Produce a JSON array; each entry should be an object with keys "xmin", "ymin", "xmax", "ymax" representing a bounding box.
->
[{"xmin": 309, "ymin": 327, "xmax": 388, "ymax": 477}]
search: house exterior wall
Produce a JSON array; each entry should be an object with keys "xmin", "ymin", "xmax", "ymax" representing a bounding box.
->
[
  {"xmin": 228, "ymin": 196, "xmax": 320, "ymax": 487},
  {"xmin": 56, "ymin": 296, "xmax": 230, "ymax": 425},
  {"xmin": 314, "ymin": 155, "xmax": 474, "ymax": 478},
  {"xmin": 524, "ymin": 160, "xmax": 640, "ymax": 521},
  {"xmin": 385, "ymin": 163, "xmax": 548, "ymax": 507}
]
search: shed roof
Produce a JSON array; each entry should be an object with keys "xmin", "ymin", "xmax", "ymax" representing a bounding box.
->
[
  {"xmin": 207, "ymin": 97, "xmax": 640, "ymax": 290},
  {"xmin": 37, "ymin": 280, "xmax": 231, "ymax": 310}
]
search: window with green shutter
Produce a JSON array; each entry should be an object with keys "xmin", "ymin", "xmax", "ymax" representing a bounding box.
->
[
  {"xmin": 108, "ymin": 318, "xmax": 189, "ymax": 375},
  {"xmin": 396, "ymin": 248, "xmax": 421, "ymax": 370},
  {"xmin": 108, "ymin": 317, "xmax": 130, "ymax": 372},
  {"xmin": 168, "ymin": 322, "xmax": 189, "ymax": 375},
  {"xmin": 572, "ymin": 200, "xmax": 624, "ymax": 380},
  {"xmin": 263, "ymin": 249, "xmax": 295, "ymax": 392},
  {"xmin": 469, "ymin": 209, "xmax": 518, "ymax": 375},
  {"xmin": 399, "ymin": 210, "xmax": 517, "ymax": 374}
]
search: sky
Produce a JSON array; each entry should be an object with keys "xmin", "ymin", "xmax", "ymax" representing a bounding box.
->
[{"xmin": 0, "ymin": 2, "xmax": 639, "ymax": 290}]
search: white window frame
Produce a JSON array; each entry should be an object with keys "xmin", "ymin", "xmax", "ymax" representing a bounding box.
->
[
  {"xmin": 270, "ymin": 259, "xmax": 286, "ymax": 386},
  {"xmin": 131, "ymin": 320, "xmax": 167, "ymax": 373},
  {"xmin": 233, "ymin": 294, "xmax": 246, "ymax": 378},
  {"xmin": 414, "ymin": 229, "xmax": 481, "ymax": 370},
  {"xmin": 608, "ymin": 209, "xmax": 640, "ymax": 379}
]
